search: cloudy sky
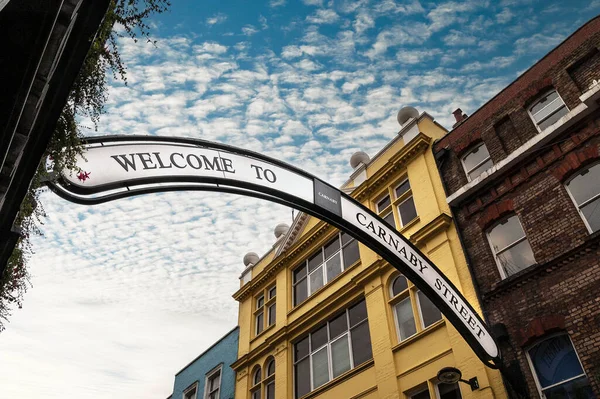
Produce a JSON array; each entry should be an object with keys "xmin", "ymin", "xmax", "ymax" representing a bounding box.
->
[{"xmin": 1, "ymin": 1, "xmax": 598, "ymax": 398}]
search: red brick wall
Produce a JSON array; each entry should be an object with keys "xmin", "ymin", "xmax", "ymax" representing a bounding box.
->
[{"xmin": 432, "ymin": 16, "xmax": 600, "ymax": 399}]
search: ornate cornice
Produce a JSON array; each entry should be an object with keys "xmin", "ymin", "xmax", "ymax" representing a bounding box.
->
[
  {"xmin": 409, "ymin": 213, "xmax": 453, "ymax": 246},
  {"xmin": 353, "ymin": 133, "xmax": 432, "ymax": 202}
]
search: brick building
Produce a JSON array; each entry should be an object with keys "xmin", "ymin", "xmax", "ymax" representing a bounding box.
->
[{"xmin": 433, "ymin": 16, "xmax": 600, "ymax": 399}]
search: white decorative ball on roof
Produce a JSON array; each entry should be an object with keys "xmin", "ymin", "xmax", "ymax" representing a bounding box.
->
[
  {"xmin": 274, "ymin": 223, "xmax": 290, "ymax": 239},
  {"xmin": 243, "ymin": 252, "xmax": 259, "ymax": 266},
  {"xmin": 397, "ymin": 106, "xmax": 419, "ymax": 127},
  {"xmin": 350, "ymin": 151, "xmax": 370, "ymax": 169}
]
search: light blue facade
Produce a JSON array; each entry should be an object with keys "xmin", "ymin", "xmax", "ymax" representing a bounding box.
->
[{"xmin": 170, "ymin": 327, "xmax": 239, "ymax": 399}]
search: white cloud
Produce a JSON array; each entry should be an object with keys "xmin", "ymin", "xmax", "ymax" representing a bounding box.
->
[
  {"xmin": 306, "ymin": 9, "xmax": 340, "ymax": 24},
  {"xmin": 461, "ymin": 55, "xmax": 517, "ymax": 72},
  {"xmin": 302, "ymin": 0, "xmax": 322, "ymax": 5},
  {"xmin": 242, "ymin": 25, "xmax": 259, "ymax": 36},
  {"xmin": 496, "ymin": 8, "xmax": 513, "ymax": 23},
  {"xmin": 443, "ymin": 29, "xmax": 478, "ymax": 46},
  {"xmin": 365, "ymin": 23, "xmax": 431, "ymax": 59},
  {"xmin": 270, "ymin": 0, "xmax": 286, "ymax": 7},
  {"xmin": 206, "ymin": 13, "xmax": 227, "ymax": 25},
  {"xmin": 514, "ymin": 32, "xmax": 566, "ymax": 55}
]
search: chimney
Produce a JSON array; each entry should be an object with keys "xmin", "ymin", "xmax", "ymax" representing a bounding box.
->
[{"xmin": 452, "ymin": 108, "xmax": 468, "ymax": 128}]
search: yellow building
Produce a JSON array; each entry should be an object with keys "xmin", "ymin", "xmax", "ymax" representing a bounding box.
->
[{"xmin": 231, "ymin": 108, "xmax": 507, "ymax": 399}]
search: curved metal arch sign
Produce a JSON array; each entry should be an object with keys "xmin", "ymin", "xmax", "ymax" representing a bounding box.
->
[{"xmin": 48, "ymin": 135, "xmax": 500, "ymax": 368}]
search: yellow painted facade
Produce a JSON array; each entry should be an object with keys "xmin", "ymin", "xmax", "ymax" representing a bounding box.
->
[{"xmin": 232, "ymin": 113, "xmax": 507, "ymax": 399}]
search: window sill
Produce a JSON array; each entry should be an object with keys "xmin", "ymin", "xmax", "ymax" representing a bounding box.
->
[
  {"xmin": 399, "ymin": 216, "xmax": 420, "ymax": 233},
  {"xmin": 391, "ymin": 318, "xmax": 445, "ymax": 352},
  {"xmin": 287, "ymin": 260, "xmax": 362, "ymax": 318},
  {"xmin": 298, "ymin": 359, "xmax": 375, "ymax": 399},
  {"xmin": 250, "ymin": 323, "xmax": 276, "ymax": 344}
]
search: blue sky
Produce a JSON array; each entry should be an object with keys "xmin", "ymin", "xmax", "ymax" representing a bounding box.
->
[{"xmin": 1, "ymin": 1, "xmax": 599, "ymax": 398}]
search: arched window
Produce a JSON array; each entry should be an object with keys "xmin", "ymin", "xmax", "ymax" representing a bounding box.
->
[
  {"xmin": 486, "ymin": 214, "xmax": 536, "ymax": 279},
  {"xmin": 250, "ymin": 367, "xmax": 261, "ymax": 399},
  {"xmin": 565, "ymin": 162, "xmax": 600, "ymax": 233},
  {"xmin": 528, "ymin": 89, "xmax": 569, "ymax": 132},
  {"xmin": 389, "ymin": 274, "xmax": 441, "ymax": 343},
  {"xmin": 461, "ymin": 142, "xmax": 493, "ymax": 182},
  {"xmin": 265, "ymin": 358, "xmax": 275, "ymax": 399},
  {"xmin": 527, "ymin": 334, "xmax": 594, "ymax": 398}
]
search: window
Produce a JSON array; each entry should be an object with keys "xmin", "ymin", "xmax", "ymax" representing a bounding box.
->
[
  {"xmin": 250, "ymin": 367, "xmax": 261, "ymax": 399},
  {"xmin": 528, "ymin": 90, "xmax": 569, "ymax": 132},
  {"xmin": 408, "ymin": 382, "xmax": 462, "ymax": 399},
  {"xmin": 204, "ymin": 366, "xmax": 222, "ymax": 399},
  {"xmin": 565, "ymin": 162, "xmax": 600, "ymax": 233},
  {"xmin": 527, "ymin": 334, "xmax": 594, "ymax": 399},
  {"xmin": 183, "ymin": 382, "xmax": 198, "ymax": 399},
  {"xmin": 293, "ymin": 299, "xmax": 373, "ymax": 398},
  {"xmin": 487, "ymin": 215, "xmax": 536, "ymax": 279},
  {"xmin": 265, "ymin": 358, "xmax": 275, "ymax": 399},
  {"xmin": 255, "ymin": 285, "xmax": 276, "ymax": 335},
  {"xmin": 292, "ymin": 232, "xmax": 360, "ymax": 306},
  {"xmin": 389, "ymin": 274, "xmax": 442, "ymax": 342},
  {"xmin": 461, "ymin": 142, "xmax": 493, "ymax": 181},
  {"xmin": 375, "ymin": 178, "xmax": 418, "ymax": 230}
]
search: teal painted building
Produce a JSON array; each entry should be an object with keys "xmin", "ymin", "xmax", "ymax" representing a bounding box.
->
[{"xmin": 169, "ymin": 327, "xmax": 239, "ymax": 399}]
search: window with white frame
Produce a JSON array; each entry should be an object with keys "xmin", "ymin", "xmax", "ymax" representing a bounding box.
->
[
  {"xmin": 265, "ymin": 358, "xmax": 275, "ymax": 399},
  {"xmin": 528, "ymin": 90, "xmax": 569, "ymax": 132},
  {"xmin": 375, "ymin": 178, "xmax": 418, "ymax": 230},
  {"xmin": 292, "ymin": 232, "xmax": 360, "ymax": 306},
  {"xmin": 408, "ymin": 382, "xmax": 462, "ymax": 399},
  {"xmin": 527, "ymin": 334, "xmax": 595, "ymax": 399},
  {"xmin": 250, "ymin": 367, "xmax": 261, "ymax": 399},
  {"xmin": 254, "ymin": 285, "xmax": 276, "ymax": 336},
  {"xmin": 389, "ymin": 274, "xmax": 442, "ymax": 343},
  {"xmin": 293, "ymin": 299, "xmax": 373, "ymax": 398},
  {"xmin": 565, "ymin": 162, "xmax": 600, "ymax": 233},
  {"xmin": 461, "ymin": 142, "xmax": 493, "ymax": 182},
  {"xmin": 183, "ymin": 382, "xmax": 198, "ymax": 399},
  {"xmin": 204, "ymin": 366, "xmax": 222, "ymax": 399},
  {"xmin": 487, "ymin": 215, "xmax": 536, "ymax": 279}
]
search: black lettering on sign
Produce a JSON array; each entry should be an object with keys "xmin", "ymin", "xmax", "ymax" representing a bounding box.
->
[
  {"xmin": 170, "ymin": 153, "xmax": 186, "ymax": 169},
  {"xmin": 201, "ymin": 155, "xmax": 223, "ymax": 172},
  {"xmin": 221, "ymin": 157, "xmax": 235, "ymax": 173},
  {"xmin": 251, "ymin": 164, "xmax": 277, "ymax": 183},
  {"xmin": 137, "ymin": 153, "xmax": 157, "ymax": 170},
  {"xmin": 111, "ymin": 154, "xmax": 137, "ymax": 171},
  {"xmin": 153, "ymin": 152, "xmax": 172, "ymax": 169}
]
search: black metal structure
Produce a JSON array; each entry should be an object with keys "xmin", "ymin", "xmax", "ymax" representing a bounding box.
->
[{"xmin": 48, "ymin": 135, "xmax": 501, "ymax": 368}]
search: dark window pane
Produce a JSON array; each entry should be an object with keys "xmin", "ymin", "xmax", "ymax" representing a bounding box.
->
[
  {"xmin": 294, "ymin": 278, "xmax": 307, "ymax": 306},
  {"xmin": 252, "ymin": 389, "xmax": 260, "ymax": 399},
  {"xmin": 326, "ymin": 253, "xmax": 342, "ymax": 281},
  {"xmin": 383, "ymin": 211, "xmax": 396, "ymax": 227},
  {"xmin": 399, "ymin": 197, "xmax": 417, "ymax": 225},
  {"xmin": 267, "ymin": 359, "xmax": 275, "ymax": 376},
  {"xmin": 256, "ymin": 312, "xmax": 264, "ymax": 334},
  {"xmin": 328, "ymin": 312, "xmax": 348, "ymax": 339},
  {"xmin": 417, "ymin": 291, "xmax": 442, "ymax": 328},
  {"xmin": 257, "ymin": 295, "xmax": 264, "ymax": 309},
  {"xmin": 311, "ymin": 324, "xmax": 328, "ymax": 349},
  {"xmin": 341, "ymin": 232, "xmax": 353, "ymax": 245},
  {"xmin": 528, "ymin": 335, "xmax": 585, "ymax": 388},
  {"xmin": 253, "ymin": 367, "xmax": 261, "ymax": 384},
  {"xmin": 269, "ymin": 286, "xmax": 276, "ymax": 299},
  {"xmin": 293, "ymin": 265, "xmax": 306, "ymax": 282},
  {"xmin": 350, "ymin": 321, "xmax": 372, "ymax": 365},
  {"xmin": 542, "ymin": 375, "xmax": 594, "ymax": 399},
  {"xmin": 391, "ymin": 275, "xmax": 408, "ymax": 296},
  {"xmin": 348, "ymin": 300, "xmax": 367, "ymax": 327},
  {"xmin": 294, "ymin": 336, "xmax": 309, "ymax": 361},
  {"xmin": 395, "ymin": 179, "xmax": 411, "ymax": 198},
  {"xmin": 268, "ymin": 304, "xmax": 276, "ymax": 326},
  {"xmin": 438, "ymin": 382, "xmax": 462, "ymax": 399},
  {"xmin": 266, "ymin": 382, "xmax": 275, "ymax": 399},
  {"xmin": 308, "ymin": 251, "xmax": 323, "ymax": 272},
  {"xmin": 295, "ymin": 358, "xmax": 310, "ymax": 399},
  {"xmin": 324, "ymin": 237, "xmax": 341, "ymax": 259},
  {"xmin": 377, "ymin": 194, "xmax": 391, "ymax": 211},
  {"xmin": 411, "ymin": 388, "xmax": 431, "ymax": 399},
  {"xmin": 343, "ymin": 240, "xmax": 360, "ymax": 268}
]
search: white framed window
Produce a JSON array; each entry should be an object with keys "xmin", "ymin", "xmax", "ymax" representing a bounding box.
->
[
  {"xmin": 255, "ymin": 294, "xmax": 265, "ymax": 336},
  {"xmin": 183, "ymin": 382, "xmax": 198, "ymax": 399},
  {"xmin": 375, "ymin": 177, "xmax": 418, "ymax": 230},
  {"xmin": 528, "ymin": 89, "xmax": 569, "ymax": 132},
  {"xmin": 254, "ymin": 284, "xmax": 276, "ymax": 336},
  {"xmin": 203, "ymin": 365, "xmax": 222, "ymax": 399},
  {"xmin": 565, "ymin": 162, "xmax": 600, "ymax": 233},
  {"xmin": 293, "ymin": 299, "xmax": 372, "ymax": 398},
  {"xmin": 526, "ymin": 334, "xmax": 594, "ymax": 398},
  {"xmin": 250, "ymin": 366, "xmax": 261, "ymax": 399},
  {"xmin": 436, "ymin": 382, "xmax": 463, "ymax": 399},
  {"xmin": 265, "ymin": 358, "xmax": 275, "ymax": 399},
  {"xmin": 461, "ymin": 142, "xmax": 493, "ymax": 181},
  {"xmin": 292, "ymin": 232, "xmax": 360, "ymax": 306},
  {"xmin": 486, "ymin": 215, "xmax": 536, "ymax": 279},
  {"xmin": 389, "ymin": 274, "xmax": 442, "ymax": 343}
]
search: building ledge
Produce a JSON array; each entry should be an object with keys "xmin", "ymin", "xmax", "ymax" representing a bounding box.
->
[
  {"xmin": 298, "ymin": 359, "xmax": 375, "ymax": 399},
  {"xmin": 447, "ymin": 84, "xmax": 600, "ymax": 206}
]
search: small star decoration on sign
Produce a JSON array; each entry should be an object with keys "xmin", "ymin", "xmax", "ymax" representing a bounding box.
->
[{"xmin": 77, "ymin": 171, "xmax": 91, "ymax": 182}]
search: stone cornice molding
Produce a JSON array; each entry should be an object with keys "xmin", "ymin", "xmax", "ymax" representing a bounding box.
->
[{"xmin": 410, "ymin": 213, "xmax": 453, "ymax": 246}]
